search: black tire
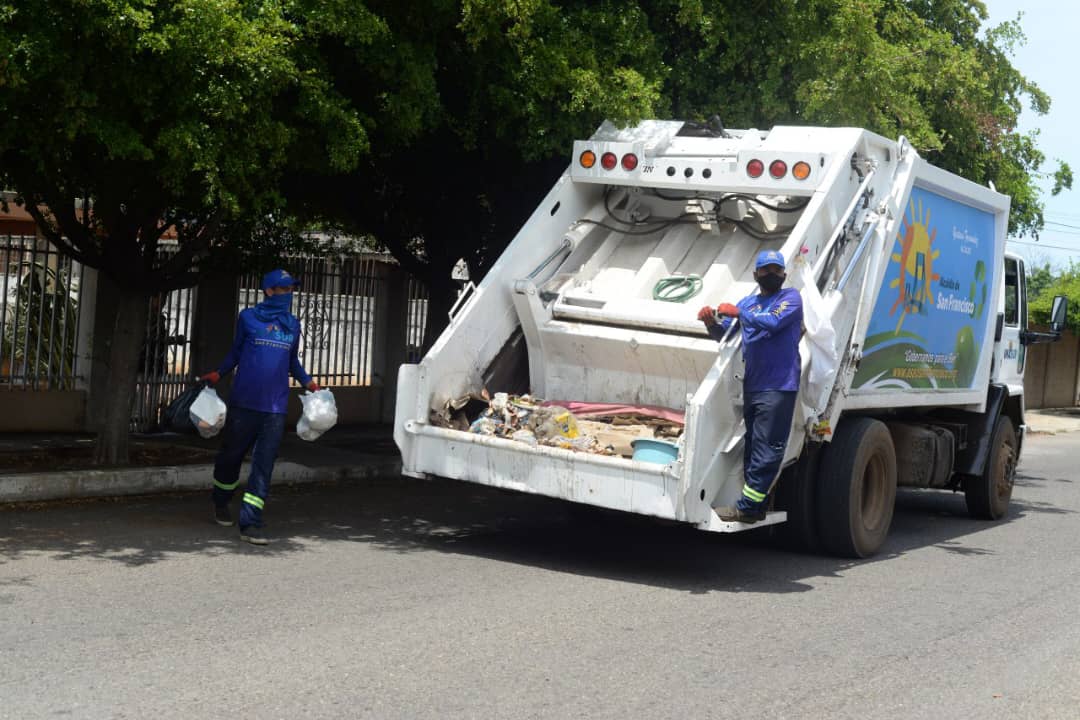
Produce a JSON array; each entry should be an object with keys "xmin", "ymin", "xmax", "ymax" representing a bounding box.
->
[
  {"xmin": 964, "ymin": 415, "xmax": 1017, "ymax": 520},
  {"xmin": 816, "ymin": 417, "xmax": 897, "ymax": 558},
  {"xmin": 771, "ymin": 444, "xmax": 821, "ymax": 553}
]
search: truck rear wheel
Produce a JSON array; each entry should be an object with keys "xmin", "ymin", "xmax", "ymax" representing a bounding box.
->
[
  {"xmin": 771, "ymin": 444, "xmax": 821, "ymax": 553},
  {"xmin": 816, "ymin": 417, "xmax": 897, "ymax": 558},
  {"xmin": 964, "ymin": 415, "xmax": 1016, "ymax": 520}
]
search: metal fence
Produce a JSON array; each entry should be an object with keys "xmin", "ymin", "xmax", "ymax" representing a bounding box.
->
[
  {"xmin": 237, "ymin": 254, "xmax": 393, "ymax": 386},
  {"xmin": 131, "ymin": 280, "xmax": 196, "ymax": 432},
  {"xmin": 406, "ymin": 275, "xmax": 429, "ymax": 362},
  {"xmin": 1, "ymin": 231, "xmax": 431, "ymax": 429},
  {"xmin": 0, "ymin": 235, "xmax": 84, "ymax": 390}
]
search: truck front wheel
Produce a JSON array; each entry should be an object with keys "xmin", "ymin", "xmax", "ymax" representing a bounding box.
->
[
  {"xmin": 964, "ymin": 415, "xmax": 1017, "ymax": 520},
  {"xmin": 816, "ymin": 417, "xmax": 897, "ymax": 558}
]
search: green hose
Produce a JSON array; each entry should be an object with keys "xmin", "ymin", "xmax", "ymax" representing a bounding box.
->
[{"xmin": 652, "ymin": 275, "xmax": 703, "ymax": 303}]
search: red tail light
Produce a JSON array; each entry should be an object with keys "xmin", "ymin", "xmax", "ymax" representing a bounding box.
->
[
  {"xmin": 769, "ymin": 160, "xmax": 788, "ymax": 179},
  {"xmin": 746, "ymin": 159, "xmax": 764, "ymax": 178},
  {"xmin": 621, "ymin": 153, "xmax": 638, "ymax": 171},
  {"xmin": 601, "ymin": 152, "xmax": 617, "ymax": 170}
]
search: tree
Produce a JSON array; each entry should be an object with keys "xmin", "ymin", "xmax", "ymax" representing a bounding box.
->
[
  {"xmin": 285, "ymin": 0, "xmax": 668, "ymax": 346},
  {"xmin": 0, "ymin": 0, "xmax": 376, "ymax": 463},
  {"xmin": 1030, "ymin": 262, "xmax": 1080, "ymax": 331},
  {"xmin": 1027, "ymin": 261, "xmax": 1055, "ymax": 305},
  {"xmin": 289, "ymin": 0, "xmax": 1070, "ymax": 347}
]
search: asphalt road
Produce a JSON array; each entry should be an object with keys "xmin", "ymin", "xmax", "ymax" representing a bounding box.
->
[{"xmin": 2, "ymin": 433, "xmax": 1079, "ymax": 720}]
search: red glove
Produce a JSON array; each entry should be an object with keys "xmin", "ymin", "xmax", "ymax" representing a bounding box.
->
[
  {"xmin": 716, "ymin": 303, "xmax": 740, "ymax": 318},
  {"xmin": 697, "ymin": 305, "xmax": 717, "ymax": 323},
  {"xmin": 306, "ymin": 381, "xmax": 321, "ymax": 392},
  {"xmin": 199, "ymin": 371, "xmax": 220, "ymax": 386}
]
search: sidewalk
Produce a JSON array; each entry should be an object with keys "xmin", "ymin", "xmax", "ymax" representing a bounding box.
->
[
  {"xmin": 0, "ymin": 424, "xmax": 402, "ymax": 504},
  {"xmin": 1025, "ymin": 408, "xmax": 1080, "ymax": 435}
]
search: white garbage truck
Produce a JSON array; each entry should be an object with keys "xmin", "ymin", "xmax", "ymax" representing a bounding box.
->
[{"xmin": 394, "ymin": 120, "xmax": 1068, "ymax": 557}]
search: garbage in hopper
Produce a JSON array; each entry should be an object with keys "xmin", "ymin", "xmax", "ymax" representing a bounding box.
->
[{"xmin": 432, "ymin": 391, "xmax": 684, "ymax": 457}]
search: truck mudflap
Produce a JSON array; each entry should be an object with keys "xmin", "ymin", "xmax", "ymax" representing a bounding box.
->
[
  {"xmin": 399, "ymin": 421, "xmax": 787, "ymax": 533},
  {"xmin": 949, "ymin": 384, "xmax": 1008, "ymax": 477}
]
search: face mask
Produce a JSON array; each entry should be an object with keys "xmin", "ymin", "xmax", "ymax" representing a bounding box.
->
[
  {"xmin": 265, "ymin": 292, "xmax": 293, "ymax": 310},
  {"xmin": 757, "ymin": 274, "xmax": 784, "ymax": 293}
]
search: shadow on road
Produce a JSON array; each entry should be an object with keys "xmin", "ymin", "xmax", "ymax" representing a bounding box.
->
[{"xmin": 3, "ymin": 462, "xmax": 1071, "ymax": 595}]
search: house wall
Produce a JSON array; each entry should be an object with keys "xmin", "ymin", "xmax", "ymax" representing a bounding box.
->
[
  {"xmin": 0, "ymin": 390, "xmax": 86, "ymax": 432},
  {"xmin": 1023, "ymin": 327, "xmax": 1080, "ymax": 409}
]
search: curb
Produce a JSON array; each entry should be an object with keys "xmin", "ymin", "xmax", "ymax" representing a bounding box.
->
[{"xmin": 0, "ymin": 458, "xmax": 403, "ymax": 504}]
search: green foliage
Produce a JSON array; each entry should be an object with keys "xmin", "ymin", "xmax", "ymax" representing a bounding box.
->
[
  {"xmin": 2, "ymin": 0, "xmax": 1068, "ymax": 313},
  {"xmin": 1030, "ymin": 262, "xmax": 1080, "ymax": 331},
  {"xmin": 0, "ymin": 0, "xmax": 380, "ymax": 290},
  {"xmin": 1027, "ymin": 262, "xmax": 1054, "ymax": 304},
  {"xmin": 284, "ymin": 0, "xmax": 1069, "ymax": 346}
]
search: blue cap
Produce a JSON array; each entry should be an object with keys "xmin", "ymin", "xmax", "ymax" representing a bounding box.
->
[
  {"xmin": 260, "ymin": 268, "xmax": 300, "ymax": 291},
  {"xmin": 755, "ymin": 250, "xmax": 786, "ymax": 270}
]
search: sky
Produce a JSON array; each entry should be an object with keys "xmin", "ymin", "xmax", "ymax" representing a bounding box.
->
[{"xmin": 984, "ymin": 0, "xmax": 1080, "ymax": 270}]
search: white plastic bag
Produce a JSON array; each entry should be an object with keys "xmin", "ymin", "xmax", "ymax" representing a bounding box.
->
[
  {"xmin": 792, "ymin": 255, "xmax": 840, "ymax": 419},
  {"xmin": 189, "ymin": 387, "xmax": 227, "ymax": 438},
  {"xmin": 297, "ymin": 388, "xmax": 337, "ymax": 441},
  {"xmin": 297, "ymin": 416, "xmax": 322, "ymax": 442}
]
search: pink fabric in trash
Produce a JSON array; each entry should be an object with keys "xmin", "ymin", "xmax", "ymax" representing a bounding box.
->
[{"xmin": 541, "ymin": 401, "xmax": 685, "ymax": 425}]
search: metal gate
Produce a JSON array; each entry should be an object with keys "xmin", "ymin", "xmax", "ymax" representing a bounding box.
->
[
  {"xmin": 237, "ymin": 253, "xmax": 390, "ymax": 386},
  {"xmin": 131, "ymin": 248, "xmax": 197, "ymax": 432},
  {"xmin": 406, "ymin": 275, "xmax": 428, "ymax": 362},
  {"xmin": 0, "ymin": 235, "xmax": 84, "ymax": 390}
]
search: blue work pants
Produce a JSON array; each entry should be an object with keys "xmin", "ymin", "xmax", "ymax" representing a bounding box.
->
[
  {"xmin": 211, "ymin": 406, "xmax": 287, "ymax": 529},
  {"xmin": 738, "ymin": 390, "xmax": 797, "ymax": 513}
]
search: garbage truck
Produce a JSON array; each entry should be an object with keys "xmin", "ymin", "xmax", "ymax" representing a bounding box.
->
[{"xmin": 394, "ymin": 120, "xmax": 1068, "ymax": 558}]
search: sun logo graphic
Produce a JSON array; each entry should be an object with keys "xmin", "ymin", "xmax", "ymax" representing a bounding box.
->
[{"xmin": 888, "ymin": 197, "xmax": 940, "ymax": 333}]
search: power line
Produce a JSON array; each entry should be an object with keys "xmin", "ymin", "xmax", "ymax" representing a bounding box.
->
[
  {"xmin": 1044, "ymin": 220, "xmax": 1080, "ymax": 231},
  {"xmin": 1044, "ymin": 211, "xmax": 1080, "ymax": 221},
  {"xmin": 1006, "ymin": 238, "xmax": 1080, "ymax": 252}
]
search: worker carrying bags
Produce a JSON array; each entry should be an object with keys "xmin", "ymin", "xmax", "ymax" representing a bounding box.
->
[{"xmin": 297, "ymin": 388, "xmax": 338, "ymax": 441}]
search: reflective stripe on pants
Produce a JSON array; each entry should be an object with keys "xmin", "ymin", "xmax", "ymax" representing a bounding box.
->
[{"xmin": 211, "ymin": 406, "xmax": 286, "ymax": 529}]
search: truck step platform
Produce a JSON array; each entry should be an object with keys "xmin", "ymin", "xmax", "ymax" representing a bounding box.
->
[{"xmin": 704, "ymin": 510, "xmax": 788, "ymax": 533}]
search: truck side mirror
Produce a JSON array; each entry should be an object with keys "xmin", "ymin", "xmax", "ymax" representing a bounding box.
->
[{"xmin": 1050, "ymin": 295, "xmax": 1068, "ymax": 335}]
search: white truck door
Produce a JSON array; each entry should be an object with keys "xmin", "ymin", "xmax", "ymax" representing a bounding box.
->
[{"xmin": 996, "ymin": 256, "xmax": 1025, "ymax": 391}]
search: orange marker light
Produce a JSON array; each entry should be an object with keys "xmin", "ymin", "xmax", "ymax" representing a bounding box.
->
[
  {"xmin": 792, "ymin": 161, "xmax": 811, "ymax": 180},
  {"xmin": 580, "ymin": 150, "xmax": 597, "ymax": 169}
]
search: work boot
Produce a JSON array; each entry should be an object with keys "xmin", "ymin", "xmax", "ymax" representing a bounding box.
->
[
  {"xmin": 714, "ymin": 505, "xmax": 766, "ymax": 524},
  {"xmin": 239, "ymin": 526, "xmax": 269, "ymax": 546},
  {"xmin": 214, "ymin": 504, "xmax": 233, "ymax": 527}
]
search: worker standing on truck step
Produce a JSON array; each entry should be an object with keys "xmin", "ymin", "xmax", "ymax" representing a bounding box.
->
[
  {"xmin": 697, "ymin": 249, "xmax": 803, "ymax": 523},
  {"xmin": 198, "ymin": 269, "xmax": 320, "ymax": 546}
]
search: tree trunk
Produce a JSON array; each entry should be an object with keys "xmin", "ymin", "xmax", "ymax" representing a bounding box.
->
[{"xmin": 93, "ymin": 284, "xmax": 150, "ymax": 465}]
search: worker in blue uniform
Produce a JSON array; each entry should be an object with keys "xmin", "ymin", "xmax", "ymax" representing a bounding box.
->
[
  {"xmin": 200, "ymin": 269, "xmax": 319, "ymax": 545},
  {"xmin": 698, "ymin": 249, "xmax": 803, "ymax": 523}
]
